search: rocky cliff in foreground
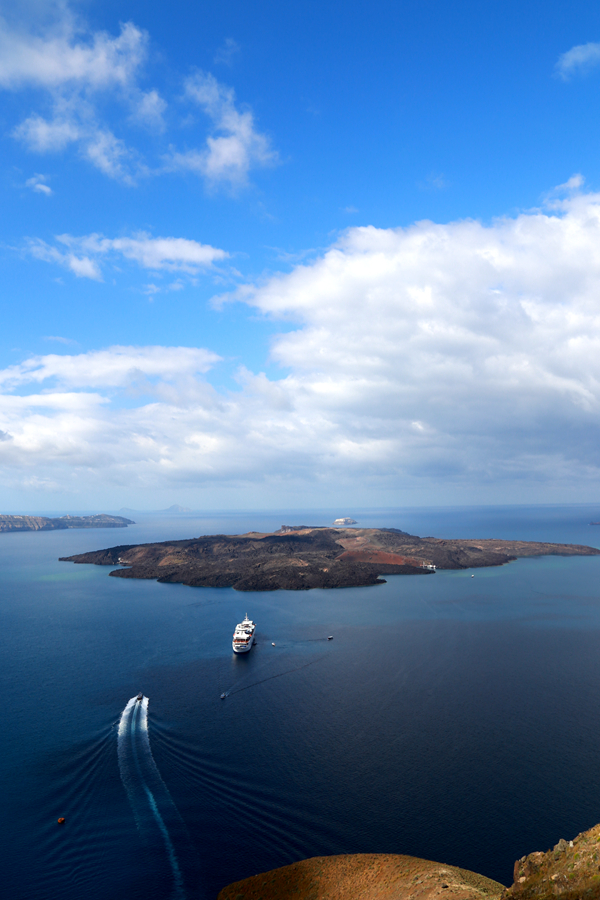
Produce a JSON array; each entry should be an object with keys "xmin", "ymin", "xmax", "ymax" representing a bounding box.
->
[
  {"xmin": 502, "ymin": 821, "xmax": 600, "ymax": 898},
  {"xmin": 60, "ymin": 524, "xmax": 600, "ymax": 592},
  {"xmin": 217, "ymin": 854, "xmax": 506, "ymax": 900},
  {"xmin": 217, "ymin": 821, "xmax": 600, "ymax": 900}
]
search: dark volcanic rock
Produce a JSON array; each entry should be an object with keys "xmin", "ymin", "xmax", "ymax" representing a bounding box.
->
[{"xmin": 59, "ymin": 525, "xmax": 600, "ymax": 592}]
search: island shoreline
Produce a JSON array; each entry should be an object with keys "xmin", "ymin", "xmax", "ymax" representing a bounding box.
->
[{"xmin": 59, "ymin": 525, "xmax": 600, "ymax": 592}]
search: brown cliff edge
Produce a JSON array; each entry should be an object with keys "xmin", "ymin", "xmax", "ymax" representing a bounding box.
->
[
  {"xmin": 217, "ymin": 853, "xmax": 506, "ymax": 900},
  {"xmin": 59, "ymin": 525, "xmax": 600, "ymax": 592},
  {"xmin": 217, "ymin": 823, "xmax": 600, "ymax": 900},
  {"xmin": 501, "ymin": 821, "xmax": 600, "ymax": 899}
]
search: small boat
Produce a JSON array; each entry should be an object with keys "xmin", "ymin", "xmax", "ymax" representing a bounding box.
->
[
  {"xmin": 272, "ymin": 642, "xmax": 276, "ymax": 646},
  {"xmin": 220, "ymin": 693, "xmax": 226, "ymax": 699},
  {"xmin": 328, "ymin": 635, "xmax": 333, "ymax": 640},
  {"xmin": 471, "ymin": 574, "xmax": 474, "ymax": 578},
  {"xmin": 136, "ymin": 692, "xmax": 143, "ymax": 702}
]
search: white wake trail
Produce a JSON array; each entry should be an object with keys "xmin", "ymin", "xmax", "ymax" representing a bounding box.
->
[{"xmin": 118, "ymin": 696, "xmax": 186, "ymax": 899}]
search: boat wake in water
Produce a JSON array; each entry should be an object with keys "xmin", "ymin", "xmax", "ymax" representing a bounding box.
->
[
  {"xmin": 222, "ymin": 654, "xmax": 326, "ymax": 699},
  {"xmin": 118, "ymin": 696, "xmax": 201, "ymax": 899}
]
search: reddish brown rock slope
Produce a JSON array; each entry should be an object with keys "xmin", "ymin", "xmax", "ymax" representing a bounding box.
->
[{"xmin": 217, "ymin": 853, "xmax": 505, "ymax": 900}]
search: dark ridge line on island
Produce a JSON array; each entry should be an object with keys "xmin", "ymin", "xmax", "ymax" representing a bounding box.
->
[
  {"xmin": 58, "ymin": 525, "xmax": 600, "ymax": 592},
  {"xmin": 0, "ymin": 514, "xmax": 135, "ymax": 533}
]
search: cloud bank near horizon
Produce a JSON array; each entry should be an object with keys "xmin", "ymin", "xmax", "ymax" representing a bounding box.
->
[{"xmin": 3, "ymin": 190, "xmax": 600, "ymax": 503}]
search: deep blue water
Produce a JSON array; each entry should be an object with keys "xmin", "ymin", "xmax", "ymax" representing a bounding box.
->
[{"xmin": 3, "ymin": 505, "xmax": 600, "ymax": 898}]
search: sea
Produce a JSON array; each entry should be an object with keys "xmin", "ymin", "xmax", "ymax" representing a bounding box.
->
[{"xmin": 3, "ymin": 504, "xmax": 600, "ymax": 899}]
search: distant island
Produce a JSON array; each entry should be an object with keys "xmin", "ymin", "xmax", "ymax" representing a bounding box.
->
[
  {"xmin": 118, "ymin": 505, "xmax": 192, "ymax": 515},
  {"xmin": 59, "ymin": 524, "xmax": 600, "ymax": 591},
  {"xmin": 0, "ymin": 514, "xmax": 134, "ymax": 533}
]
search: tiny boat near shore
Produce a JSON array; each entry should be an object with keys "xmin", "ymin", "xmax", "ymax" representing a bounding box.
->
[{"xmin": 232, "ymin": 614, "xmax": 256, "ymax": 653}]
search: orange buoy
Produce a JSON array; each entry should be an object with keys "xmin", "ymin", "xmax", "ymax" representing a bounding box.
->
[{"xmin": 57, "ymin": 817, "xmax": 65, "ymax": 824}]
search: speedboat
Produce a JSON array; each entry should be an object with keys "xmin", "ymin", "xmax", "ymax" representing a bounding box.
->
[
  {"xmin": 327, "ymin": 635, "xmax": 333, "ymax": 640},
  {"xmin": 136, "ymin": 692, "xmax": 143, "ymax": 702}
]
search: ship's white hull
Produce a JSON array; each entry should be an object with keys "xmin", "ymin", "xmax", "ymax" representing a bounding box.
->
[{"xmin": 232, "ymin": 634, "xmax": 255, "ymax": 653}]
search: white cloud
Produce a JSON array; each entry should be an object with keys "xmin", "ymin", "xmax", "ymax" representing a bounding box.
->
[
  {"xmin": 169, "ymin": 71, "xmax": 278, "ymax": 188},
  {"xmin": 214, "ymin": 37, "xmax": 240, "ymax": 66},
  {"xmin": 0, "ymin": 345, "xmax": 220, "ymax": 390},
  {"xmin": 28, "ymin": 238, "xmax": 103, "ymax": 280},
  {"xmin": 133, "ymin": 89, "xmax": 167, "ymax": 129},
  {"xmin": 552, "ymin": 173, "xmax": 584, "ymax": 193},
  {"xmin": 82, "ymin": 129, "xmax": 136, "ymax": 182},
  {"xmin": 0, "ymin": 18, "xmax": 147, "ymax": 90},
  {"xmin": 418, "ymin": 172, "xmax": 447, "ymax": 191},
  {"xmin": 25, "ymin": 173, "xmax": 52, "ymax": 195},
  {"xmin": 27, "ymin": 231, "xmax": 228, "ymax": 281},
  {"xmin": 15, "ymin": 115, "xmax": 81, "ymax": 151},
  {"xmin": 1, "ymin": 10, "xmax": 277, "ymax": 190},
  {"xmin": 555, "ymin": 41, "xmax": 600, "ymax": 79},
  {"xmin": 2, "ymin": 12, "xmax": 153, "ymax": 182},
  {"xmin": 8, "ymin": 191, "xmax": 600, "ymax": 502},
  {"xmin": 43, "ymin": 336, "xmax": 77, "ymax": 344}
]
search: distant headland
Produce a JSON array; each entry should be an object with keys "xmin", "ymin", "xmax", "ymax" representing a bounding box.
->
[
  {"xmin": 0, "ymin": 514, "xmax": 134, "ymax": 533},
  {"xmin": 118, "ymin": 505, "xmax": 192, "ymax": 515},
  {"xmin": 59, "ymin": 524, "xmax": 600, "ymax": 592}
]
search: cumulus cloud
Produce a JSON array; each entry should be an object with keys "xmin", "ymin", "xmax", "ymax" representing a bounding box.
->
[
  {"xmin": 169, "ymin": 71, "xmax": 278, "ymax": 188},
  {"xmin": 7, "ymin": 191, "xmax": 600, "ymax": 501},
  {"xmin": 555, "ymin": 41, "xmax": 600, "ymax": 79},
  {"xmin": 27, "ymin": 231, "xmax": 228, "ymax": 281}
]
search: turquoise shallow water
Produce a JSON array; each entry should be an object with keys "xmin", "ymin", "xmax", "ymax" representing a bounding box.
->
[{"xmin": 2, "ymin": 505, "xmax": 600, "ymax": 898}]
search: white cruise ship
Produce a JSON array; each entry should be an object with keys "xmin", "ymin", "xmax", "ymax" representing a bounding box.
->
[{"xmin": 232, "ymin": 614, "xmax": 256, "ymax": 653}]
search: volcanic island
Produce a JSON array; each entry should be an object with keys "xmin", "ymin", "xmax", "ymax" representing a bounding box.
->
[{"xmin": 59, "ymin": 524, "xmax": 600, "ymax": 591}]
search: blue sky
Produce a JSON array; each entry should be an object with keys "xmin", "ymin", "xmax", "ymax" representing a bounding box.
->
[{"xmin": 2, "ymin": 0, "xmax": 600, "ymax": 511}]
